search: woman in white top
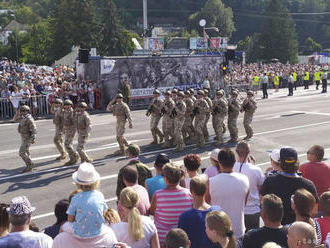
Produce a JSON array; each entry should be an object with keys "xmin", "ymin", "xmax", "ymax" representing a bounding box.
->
[
  {"xmin": 10, "ymin": 86, "xmax": 21, "ymax": 113},
  {"xmin": 112, "ymin": 187, "xmax": 160, "ymax": 248},
  {"xmin": 233, "ymin": 141, "xmax": 265, "ymax": 232}
]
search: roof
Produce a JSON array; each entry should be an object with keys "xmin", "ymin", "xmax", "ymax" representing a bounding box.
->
[{"xmin": 3, "ymin": 20, "xmax": 28, "ymax": 32}]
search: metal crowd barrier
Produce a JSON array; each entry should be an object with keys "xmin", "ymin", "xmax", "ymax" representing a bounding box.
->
[{"xmin": 0, "ymin": 95, "xmax": 49, "ymax": 120}]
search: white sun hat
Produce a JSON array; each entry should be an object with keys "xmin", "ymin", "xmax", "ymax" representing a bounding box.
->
[{"xmin": 72, "ymin": 162, "xmax": 100, "ymax": 185}]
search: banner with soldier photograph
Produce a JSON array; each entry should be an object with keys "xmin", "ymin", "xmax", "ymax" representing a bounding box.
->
[{"xmin": 100, "ymin": 55, "xmax": 225, "ymax": 108}]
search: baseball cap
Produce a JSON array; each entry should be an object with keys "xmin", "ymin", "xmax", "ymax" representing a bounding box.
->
[
  {"xmin": 280, "ymin": 147, "xmax": 298, "ymax": 164},
  {"xmin": 7, "ymin": 196, "xmax": 36, "ymax": 216},
  {"xmin": 210, "ymin": 148, "xmax": 220, "ymax": 161},
  {"xmin": 270, "ymin": 149, "xmax": 280, "ymax": 163}
]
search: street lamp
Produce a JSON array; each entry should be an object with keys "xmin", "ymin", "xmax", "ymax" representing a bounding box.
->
[{"xmin": 10, "ymin": 14, "xmax": 19, "ymax": 62}]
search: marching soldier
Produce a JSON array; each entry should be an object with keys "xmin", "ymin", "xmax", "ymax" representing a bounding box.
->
[
  {"xmin": 162, "ymin": 91, "xmax": 175, "ymax": 148},
  {"xmin": 193, "ymin": 90, "xmax": 210, "ymax": 148},
  {"xmin": 51, "ymin": 98, "xmax": 66, "ymax": 160},
  {"xmin": 241, "ymin": 91, "xmax": 257, "ymax": 140},
  {"xmin": 146, "ymin": 89, "xmax": 164, "ymax": 144},
  {"xmin": 14, "ymin": 105, "xmax": 36, "ymax": 173},
  {"xmin": 107, "ymin": 93, "xmax": 133, "ymax": 156},
  {"xmin": 182, "ymin": 90, "xmax": 195, "ymax": 143},
  {"xmin": 203, "ymin": 89, "xmax": 212, "ymax": 140},
  {"xmin": 171, "ymin": 88, "xmax": 178, "ymax": 103},
  {"xmin": 212, "ymin": 90, "xmax": 228, "ymax": 145},
  {"xmin": 173, "ymin": 91, "xmax": 186, "ymax": 152},
  {"xmin": 62, "ymin": 100, "xmax": 79, "ymax": 166},
  {"xmin": 227, "ymin": 90, "xmax": 241, "ymax": 143},
  {"xmin": 189, "ymin": 88, "xmax": 196, "ymax": 101},
  {"xmin": 76, "ymin": 102, "xmax": 93, "ymax": 162}
]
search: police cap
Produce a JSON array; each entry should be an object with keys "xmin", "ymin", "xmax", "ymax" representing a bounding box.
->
[
  {"xmin": 116, "ymin": 93, "xmax": 123, "ymax": 99},
  {"xmin": 20, "ymin": 105, "xmax": 30, "ymax": 112},
  {"xmin": 78, "ymin": 102, "xmax": 88, "ymax": 108},
  {"xmin": 153, "ymin": 89, "xmax": 160, "ymax": 95},
  {"xmin": 53, "ymin": 98, "xmax": 63, "ymax": 104},
  {"xmin": 64, "ymin": 99, "xmax": 73, "ymax": 105}
]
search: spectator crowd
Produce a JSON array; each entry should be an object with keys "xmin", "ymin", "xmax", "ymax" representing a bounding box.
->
[
  {"xmin": 0, "ymin": 59, "xmax": 101, "ymax": 119},
  {"xmin": 1, "ymin": 141, "xmax": 330, "ymax": 248}
]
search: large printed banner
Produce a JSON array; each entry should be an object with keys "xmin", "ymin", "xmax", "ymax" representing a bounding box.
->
[
  {"xmin": 100, "ymin": 59, "xmax": 116, "ymax": 75},
  {"xmin": 190, "ymin": 38, "xmax": 208, "ymax": 50},
  {"xmin": 100, "ymin": 56, "xmax": 224, "ymax": 106},
  {"xmin": 148, "ymin": 38, "xmax": 164, "ymax": 50},
  {"xmin": 210, "ymin": 37, "xmax": 228, "ymax": 49}
]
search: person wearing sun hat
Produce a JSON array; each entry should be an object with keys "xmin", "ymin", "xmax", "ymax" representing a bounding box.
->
[
  {"xmin": 260, "ymin": 147, "xmax": 318, "ymax": 225},
  {"xmin": 0, "ymin": 196, "xmax": 53, "ymax": 247},
  {"xmin": 204, "ymin": 148, "xmax": 221, "ymax": 178},
  {"xmin": 62, "ymin": 162, "xmax": 108, "ymax": 239}
]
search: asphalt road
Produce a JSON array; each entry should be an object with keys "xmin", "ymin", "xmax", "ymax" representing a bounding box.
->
[{"xmin": 1, "ymin": 87, "xmax": 330, "ymax": 230}]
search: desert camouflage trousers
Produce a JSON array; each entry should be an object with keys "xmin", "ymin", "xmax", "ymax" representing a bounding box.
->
[{"xmin": 54, "ymin": 126, "xmax": 65, "ymax": 156}]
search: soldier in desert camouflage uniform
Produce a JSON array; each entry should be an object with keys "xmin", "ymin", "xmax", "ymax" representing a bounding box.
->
[
  {"xmin": 162, "ymin": 91, "xmax": 175, "ymax": 148},
  {"xmin": 76, "ymin": 102, "xmax": 93, "ymax": 162},
  {"xmin": 62, "ymin": 100, "xmax": 79, "ymax": 166},
  {"xmin": 51, "ymin": 98, "xmax": 66, "ymax": 160},
  {"xmin": 227, "ymin": 90, "xmax": 241, "ymax": 143},
  {"xmin": 189, "ymin": 88, "xmax": 196, "ymax": 101},
  {"xmin": 107, "ymin": 93, "xmax": 133, "ymax": 156},
  {"xmin": 173, "ymin": 91, "xmax": 186, "ymax": 151},
  {"xmin": 241, "ymin": 91, "xmax": 257, "ymax": 140},
  {"xmin": 203, "ymin": 89, "xmax": 212, "ymax": 140},
  {"xmin": 171, "ymin": 88, "xmax": 178, "ymax": 103},
  {"xmin": 182, "ymin": 90, "xmax": 195, "ymax": 142},
  {"xmin": 14, "ymin": 105, "xmax": 36, "ymax": 173},
  {"xmin": 193, "ymin": 90, "xmax": 210, "ymax": 148},
  {"xmin": 146, "ymin": 89, "xmax": 164, "ymax": 144},
  {"xmin": 212, "ymin": 89, "xmax": 228, "ymax": 145}
]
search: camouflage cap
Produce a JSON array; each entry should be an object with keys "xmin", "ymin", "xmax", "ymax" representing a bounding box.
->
[
  {"xmin": 78, "ymin": 102, "xmax": 88, "ymax": 108},
  {"xmin": 216, "ymin": 90, "xmax": 224, "ymax": 96},
  {"xmin": 184, "ymin": 90, "xmax": 190, "ymax": 95},
  {"xmin": 164, "ymin": 90, "xmax": 171, "ymax": 96},
  {"xmin": 126, "ymin": 144, "xmax": 140, "ymax": 157},
  {"xmin": 20, "ymin": 105, "xmax": 30, "ymax": 112},
  {"xmin": 247, "ymin": 90, "xmax": 254, "ymax": 96},
  {"xmin": 189, "ymin": 89, "xmax": 195, "ymax": 95},
  {"xmin": 171, "ymin": 88, "xmax": 178, "ymax": 94},
  {"xmin": 64, "ymin": 99, "xmax": 73, "ymax": 105},
  {"xmin": 231, "ymin": 90, "xmax": 238, "ymax": 96},
  {"xmin": 204, "ymin": 88, "xmax": 209, "ymax": 94},
  {"xmin": 177, "ymin": 91, "xmax": 184, "ymax": 97},
  {"xmin": 153, "ymin": 89, "xmax": 160, "ymax": 95},
  {"xmin": 197, "ymin": 90, "xmax": 205, "ymax": 96},
  {"xmin": 116, "ymin": 93, "xmax": 123, "ymax": 99},
  {"xmin": 53, "ymin": 98, "xmax": 63, "ymax": 104}
]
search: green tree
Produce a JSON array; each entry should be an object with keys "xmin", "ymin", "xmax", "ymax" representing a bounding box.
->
[
  {"xmin": 303, "ymin": 37, "xmax": 322, "ymax": 55},
  {"xmin": 16, "ymin": 6, "xmax": 40, "ymax": 24},
  {"xmin": 188, "ymin": 0, "xmax": 235, "ymax": 38},
  {"xmin": 96, "ymin": 0, "xmax": 135, "ymax": 56},
  {"xmin": 260, "ymin": 0, "xmax": 298, "ymax": 63}
]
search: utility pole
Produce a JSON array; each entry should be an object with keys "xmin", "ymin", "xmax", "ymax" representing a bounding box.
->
[{"xmin": 143, "ymin": 0, "xmax": 148, "ymax": 49}]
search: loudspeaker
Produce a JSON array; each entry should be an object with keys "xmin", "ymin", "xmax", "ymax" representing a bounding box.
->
[
  {"xmin": 226, "ymin": 49, "xmax": 235, "ymax": 61},
  {"xmin": 79, "ymin": 49, "xmax": 89, "ymax": 63}
]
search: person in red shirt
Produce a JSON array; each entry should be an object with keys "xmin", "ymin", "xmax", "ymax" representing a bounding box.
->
[
  {"xmin": 315, "ymin": 191, "xmax": 330, "ymax": 244},
  {"xmin": 299, "ymin": 145, "xmax": 330, "ymax": 197}
]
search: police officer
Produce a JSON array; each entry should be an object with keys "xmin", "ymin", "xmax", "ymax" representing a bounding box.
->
[
  {"xmin": 51, "ymin": 98, "xmax": 66, "ymax": 160},
  {"xmin": 212, "ymin": 90, "xmax": 228, "ymax": 145},
  {"xmin": 241, "ymin": 91, "xmax": 257, "ymax": 140},
  {"xmin": 14, "ymin": 105, "xmax": 36, "ymax": 173},
  {"xmin": 173, "ymin": 91, "xmax": 186, "ymax": 152},
  {"xmin": 147, "ymin": 89, "xmax": 164, "ymax": 144},
  {"xmin": 62, "ymin": 100, "xmax": 79, "ymax": 166},
  {"xmin": 203, "ymin": 89, "xmax": 212, "ymax": 140},
  {"xmin": 193, "ymin": 90, "xmax": 210, "ymax": 148},
  {"xmin": 227, "ymin": 90, "xmax": 241, "ymax": 143},
  {"xmin": 182, "ymin": 90, "xmax": 195, "ymax": 143},
  {"xmin": 322, "ymin": 70, "xmax": 328, "ymax": 93},
  {"xmin": 76, "ymin": 102, "xmax": 92, "ymax": 162},
  {"xmin": 107, "ymin": 93, "xmax": 133, "ymax": 156},
  {"xmin": 162, "ymin": 91, "xmax": 175, "ymax": 148}
]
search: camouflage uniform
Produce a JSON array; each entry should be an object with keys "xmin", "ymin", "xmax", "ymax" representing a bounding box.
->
[
  {"xmin": 193, "ymin": 92, "xmax": 210, "ymax": 147},
  {"xmin": 76, "ymin": 108, "xmax": 92, "ymax": 162},
  {"xmin": 182, "ymin": 94, "xmax": 195, "ymax": 141},
  {"xmin": 227, "ymin": 94, "xmax": 241, "ymax": 142},
  {"xmin": 173, "ymin": 96, "xmax": 186, "ymax": 151},
  {"xmin": 148, "ymin": 97, "xmax": 164, "ymax": 144},
  {"xmin": 53, "ymin": 107, "xmax": 66, "ymax": 159},
  {"xmin": 63, "ymin": 106, "xmax": 79, "ymax": 165},
  {"xmin": 162, "ymin": 96, "xmax": 175, "ymax": 148},
  {"xmin": 110, "ymin": 101, "xmax": 132, "ymax": 155},
  {"xmin": 212, "ymin": 93, "xmax": 228, "ymax": 144},
  {"xmin": 241, "ymin": 95, "xmax": 257, "ymax": 139},
  {"xmin": 122, "ymin": 82, "xmax": 131, "ymax": 105},
  {"xmin": 14, "ymin": 107, "xmax": 36, "ymax": 172},
  {"xmin": 203, "ymin": 95, "xmax": 213, "ymax": 139}
]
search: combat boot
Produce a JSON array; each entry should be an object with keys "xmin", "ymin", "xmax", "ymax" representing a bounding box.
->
[
  {"xmin": 64, "ymin": 154, "xmax": 79, "ymax": 166},
  {"xmin": 175, "ymin": 144, "xmax": 185, "ymax": 152},
  {"xmin": 85, "ymin": 157, "xmax": 93, "ymax": 163},
  {"xmin": 158, "ymin": 134, "xmax": 164, "ymax": 143},
  {"xmin": 56, "ymin": 153, "xmax": 67, "ymax": 161},
  {"xmin": 114, "ymin": 149, "xmax": 125, "ymax": 156},
  {"xmin": 150, "ymin": 135, "xmax": 158, "ymax": 145},
  {"xmin": 22, "ymin": 163, "xmax": 34, "ymax": 173}
]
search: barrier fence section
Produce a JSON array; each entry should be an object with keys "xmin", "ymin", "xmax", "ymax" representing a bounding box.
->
[{"xmin": 0, "ymin": 95, "xmax": 49, "ymax": 120}]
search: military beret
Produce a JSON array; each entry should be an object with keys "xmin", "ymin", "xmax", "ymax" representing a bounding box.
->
[
  {"xmin": 78, "ymin": 102, "xmax": 88, "ymax": 108},
  {"xmin": 53, "ymin": 98, "xmax": 63, "ymax": 104},
  {"xmin": 197, "ymin": 90, "xmax": 204, "ymax": 96},
  {"xmin": 20, "ymin": 105, "xmax": 30, "ymax": 112},
  {"xmin": 64, "ymin": 99, "xmax": 73, "ymax": 105},
  {"xmin": 116, "ymin": 93, "xmax": 123, "ymax": 99},
  {"xmin": 126, "ymin": 144, "xmax": 140, "ymax": 157},
  {"xmin": 177, "ymin": 91, "xmax": 184, "ymax": 97},
  {"xmin": 153, "ymin": 89, "xmax": 160, "ymax": 95}
]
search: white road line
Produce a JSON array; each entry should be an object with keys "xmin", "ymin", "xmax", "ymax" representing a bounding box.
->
[{"xmin": 292, "ymin": 111, "xmax": 330, "ymax": 116}]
